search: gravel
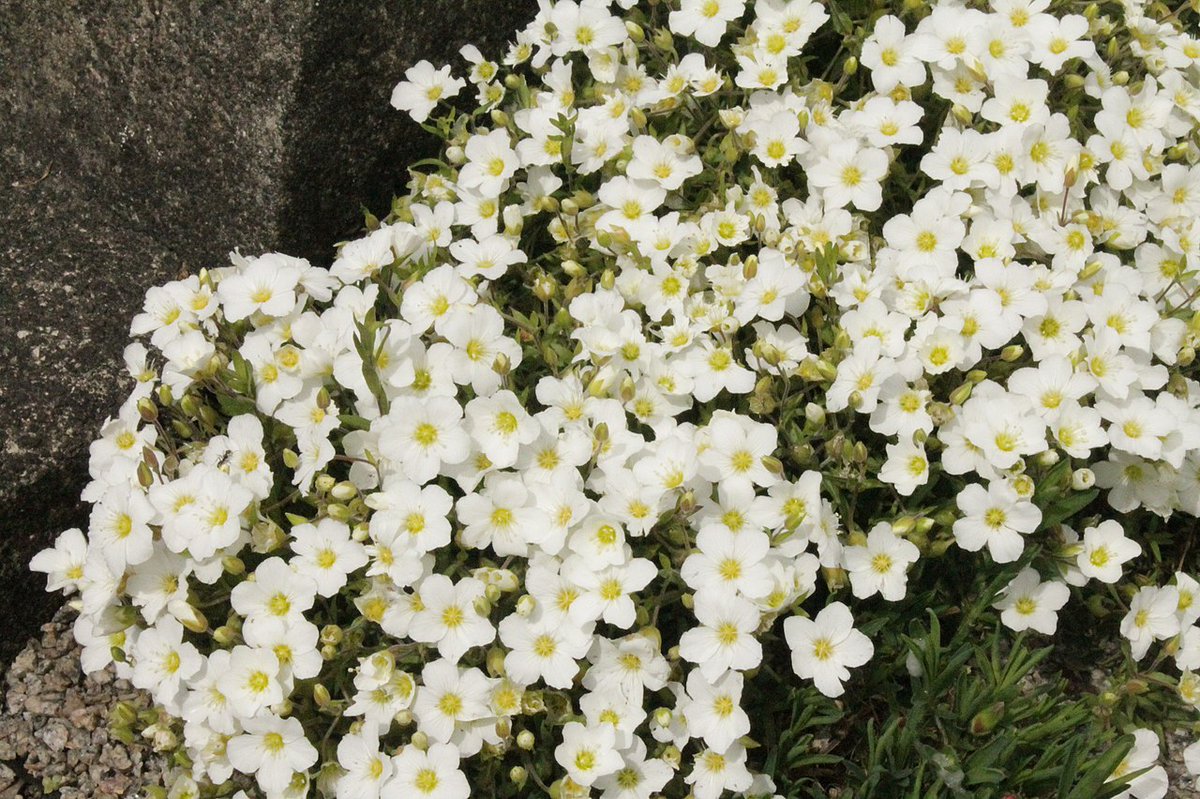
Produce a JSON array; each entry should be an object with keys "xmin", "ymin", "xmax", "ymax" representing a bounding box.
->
[{"xmin": 0, "ymin": 605, "xmax": 164, "ymax": 799}]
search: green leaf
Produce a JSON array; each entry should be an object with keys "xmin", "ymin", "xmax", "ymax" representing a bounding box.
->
[
  {"xmin": 1066, "ymin": 734, "xmax": 1134, "ymax": 799},
  {"xmin": 1039, "ymin": 488, "xmax": 1099, "ymax": 530}
]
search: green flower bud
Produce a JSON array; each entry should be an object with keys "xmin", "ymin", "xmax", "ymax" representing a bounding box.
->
[
  {"xmin": 1000, "ymin": 344, "xmax": 1024, "ymax": 362},
  {"xmin": 970, "ymin": 701, "xmax": 1005, "ymax": 735}
]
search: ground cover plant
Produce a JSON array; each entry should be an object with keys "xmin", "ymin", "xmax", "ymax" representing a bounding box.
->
[{"xmin": 29, "ymin": 0, "xmax": 1200, "ymax": 796}]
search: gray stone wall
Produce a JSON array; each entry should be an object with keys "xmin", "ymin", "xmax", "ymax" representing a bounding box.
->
[{"xmin": 0, "ymin": 0, "xmax": 537, "ymax": 666}]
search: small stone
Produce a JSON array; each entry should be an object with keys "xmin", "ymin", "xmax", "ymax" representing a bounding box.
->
[{"xmin": 39, "ymin": 723, "xmax": 69, "ymax": 753}]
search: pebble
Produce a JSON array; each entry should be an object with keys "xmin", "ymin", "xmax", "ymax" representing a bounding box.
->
[{"xmin": 0, "ymin": 606, "xmax": 164, "ymax": 798}]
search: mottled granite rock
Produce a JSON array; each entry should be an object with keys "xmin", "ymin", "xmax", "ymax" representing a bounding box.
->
[{"xmin": 0, "ymin": 0, "xmax": 537, "ymax": 666}]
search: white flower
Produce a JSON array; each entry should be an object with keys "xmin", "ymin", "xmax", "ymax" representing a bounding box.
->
[
  {"xmin": 335, "ymin": 731, "xmax": 391, "ymax": 799},
  {"xmin": 1077, "ymin": 520, "xmax": 1142, "ymax": 584},
  {"xmin": 391, "ymin": 60, "xmax": 465, "ymax": 123},
  {"xmin": 993, "ymin": 568, "xmax": 1070, "ymax": 635},
  {"xmin": 458, "ymin": 474, "xmax": 552, "ymax": 557},
  {"xmin": 807, "ymin": 141, "xmax": 889, "ymax": 211},
  {"xmin": 217, "ymin": 645, "xmax": 283, "ymax": 717},
  {"xmin": 952, "ymin": 481, "xmax": 1042, "ymax": 563},
  {"xmin": 697, "ymin": 410, "xmax": 779, "ymax": 488},
  {"xmin": 843, "ymin": 522, "xmax": 920, "ymax": 601},
  {"xmin": 30, "ymin": 528, "xmax": 88, "ymax": 594},
  {"xmin": 498, "ymin": 609, "xmax": 592, "ymax": 689},
  {"xmin": 669, "ymin": 0, "xmax": 746, "ymax": 47},
  {"xmin": 390, "ymin": 743, "xmax": 470, "ymax": 799},
  {"xmin": 226, "ymin": 714, "xmax": 318, "ymax": 796},
  {"xmin": 130, "ymin": 617, "xmax": 202, "ymax": 709},
  {"xmin": 290, "ymin": 518, "xmax": 368, "ymax": 597},
  {"xmin": 376, "ymin": 396, "xmax": 471, "ymax": 484},
  {"xmin": 230, "ymin": 557, "xmax": 318, "ymax": 638},
  {"xmin": 678, "ymin": 591, "xmax": 763, "ymax": 681},
  {"xmin": 877, "ymin": 438, "xmax": 930, "ymax": 497},
  {"xmin": 216, "ymin": 254, "xmax": 306, "ymax": 322},
  {"xmin": 626, "ymin": 134, "xmax": 702, "ymax": 191},
  {"xmin": 1105, "ymin": 728, "xmax": 1169, "ymax": 799},
  {"xmin": 555, "ymin": 721, "xmax": 622, "ymax": 787},
  {"xmin": 684, "ymin": 669, "xmax": 751, "ymax": 752},
  {"xmin": 458, "ymin": 129, "xmax": 518, "ymax": 197},
  {"xmin": 685, "ymin": 743, "xmax": 753, "ymax": 799},
  {"xmin": 594, "ymin": 738, "xmax": 673, "ymax": 799},
  {"xmin": 367, "ymin": 480, "xmax": 454, "ymax": 554},
  {"xmin": 465, "ymin": 390, "xmax": 539, "ymax": 469},
  {"xmin": 565, "ymin": 555, "xmax": 657, "ymax": 629},
  {"xmin": 89, "ymin": 484, "xmax": 155, "ymax": 571},
  {"xmin": 1121, "ymin": 585, "xmax": 1181, "ymax": 660},
  {"xmin": 784, "ymin": 601, "xmax": 874, "ymax": 698},
  {"xmin": 413, "ymin": 659, "xmax": 492, "ymax": 745},
  {"xmin": 682, "ymin": 528, "xmax": 772, "ymax": 600},
  {"xmin": 861, "ymin": 15, "xmax": 925, "ymax": 92},
  {"xmin": 409, "ymin": 575, "xmax": 496, "ymax": 662}
]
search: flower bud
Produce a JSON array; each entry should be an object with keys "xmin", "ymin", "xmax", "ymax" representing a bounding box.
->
[
  {"xmin": 822, "ymin": 566, "xmax": 847, "ymax": 591},
  {"xmin": 1071, "ymin": 467, "xmax": 1096, "ymax": 490},
  {"xmin": 136, "ymin": 397, "xmax": 159, "ymax": 422},
  {"xmin": 517, "ymin": 730, "xmax": 536, "ymax": 750},
  {"xmin": 662, "ymin": 745, "xmax": 682, "ymax": 769},
  {"xmin": 136, "ymin": 461, "xmax": 154, "ymax": 488},
  {"xmin": 213, "ymin": 626, "xmax": 239, "ymax": 647},
  {"xmin": 487, "ymin": 647, "xmax": 508, "ymax": 677},
  {"xmin": 969, "ymin": 701, "xmax": 1005, "ymax": 735},
  {"xmin": 516, "ymin": 594, "xmax": 537, "ymax": 617},
  {"xmin": 1012, "ymin": 474, "xmax": 1035, "ymax": 499},
  {"xmin": 1000, "ymin": 344, "xmax": 1024, "ymax": 362},
  {"xmin": 327, "ymin": 503, "xmax": 353, "ymax": 522},
  {"xmin": 178, "ymin": 604, "xmax": 209, "ymax": 634},
  {"xmin": 331, "ymin": 481, "xmax": 358, "ymax": 501},
  {"xmin": 949, "ymin": 382, "xmax": 974, "ymax": 406},
  {"xmin": 110, "ymin": 701, "xmax": 138, "ymax": 728}
]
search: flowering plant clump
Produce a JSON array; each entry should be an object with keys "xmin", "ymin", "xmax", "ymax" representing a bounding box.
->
[{"xmin": 30, "ymin": 0, "xmax": 1200, "ymax": 796}]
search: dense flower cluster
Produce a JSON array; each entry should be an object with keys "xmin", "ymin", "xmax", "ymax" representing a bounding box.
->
[{"xmin": 30, "ymin": 0, "xmax": 1200, "ymax": 797}]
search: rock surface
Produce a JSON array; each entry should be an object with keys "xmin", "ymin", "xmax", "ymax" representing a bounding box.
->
[{"xmin": 0, "ymin": 0, "xmax": 537, "ymax": 667}]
